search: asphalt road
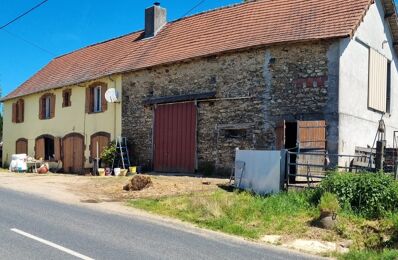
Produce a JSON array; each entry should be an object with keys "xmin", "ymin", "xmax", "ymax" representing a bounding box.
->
[{"xmin": 0, "ymin": 188, "xmax": 320, "ymax": 260}]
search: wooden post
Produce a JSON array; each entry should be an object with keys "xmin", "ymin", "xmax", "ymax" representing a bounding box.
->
[
  {"xmin": 95, "ymin": 141, "xmax": 99, "ymax": 175},
  {"xmin": 375, "ymin": 140, "xmax": 386, "ymax": 172},
  {"xmin": 395, "ymin": 159, "xmax": 398, "ymax": 180},
  {"xmin": 286, "ymin": 151, "xmax": 290, "ymax": 191}
]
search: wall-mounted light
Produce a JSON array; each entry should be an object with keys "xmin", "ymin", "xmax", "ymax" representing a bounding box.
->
[{"xmin": 382, "ymin": 40, "xmax": 388, "ymax": 49}]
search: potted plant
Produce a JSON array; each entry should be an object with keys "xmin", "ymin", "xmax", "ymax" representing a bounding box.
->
[
  {"xmin": 317, "ymin": 192, "xmax": 340, "ymax": 229},
  {"xmin": 100, "ymin": 142, "xmax": 116, "ymax": 176}
]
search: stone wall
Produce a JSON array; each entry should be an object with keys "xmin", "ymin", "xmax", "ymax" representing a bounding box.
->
[
  {"xmin": 122, "ymin": 41, "xmax": 336, "ymax": 173},
  {"xmin": 264, "ymin": 41, "xmax": 339, "ymax": 154},
  {"xmin": 264, "ymin": 42, "xmax": 332, "ymax": 121}
]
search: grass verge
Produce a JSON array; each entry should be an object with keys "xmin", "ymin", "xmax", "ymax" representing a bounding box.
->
[
  {"xmin": 128, "ymin": 188, "xmax": 398, "ymax": 258},
  {"xmin": 129, "ymin": 190, "xmax": 319, "ymax": 239},
  {"xmin": 339, "ymin": 250, "xmax": 398, "ymax": 260}
]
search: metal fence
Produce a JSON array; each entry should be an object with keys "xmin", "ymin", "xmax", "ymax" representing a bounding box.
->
[{"xmin": 285, "ymin": 150, "xmax": 374, "ymax": 189}]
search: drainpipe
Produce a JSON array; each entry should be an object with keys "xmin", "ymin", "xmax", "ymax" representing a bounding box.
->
[{"xmin": 108, "ymin": 76, "xmax": 118, "ymax": 140}]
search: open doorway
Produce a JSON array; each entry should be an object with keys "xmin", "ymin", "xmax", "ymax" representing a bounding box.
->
[
  {"xmin": 35, "ymin": 135, "xmax": 55, "ymax": 161},
  {"xmin": 285, "ymin": 122, "xmax": 298, "ymax": 182},
  {"xmin": 276, "ymin": 120, "xmax": 327, "ymax": 184},
  {"xmin": 285, "ymin": 122, "xmax": 298, "ymax": 149},
  {"xmin": 44, "ymin": 137, "xmax": 54, "ymax": 160}
]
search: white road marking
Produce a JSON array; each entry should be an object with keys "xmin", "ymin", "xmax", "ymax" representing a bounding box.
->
[{"xmin": 10, "ymin": 228, "xmax": 94, "ymax": 260}]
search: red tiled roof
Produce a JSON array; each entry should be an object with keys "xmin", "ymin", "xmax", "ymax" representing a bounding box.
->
[{"xmin": 3, "ymin": 0, "xmax": 376, "ymax": 100}]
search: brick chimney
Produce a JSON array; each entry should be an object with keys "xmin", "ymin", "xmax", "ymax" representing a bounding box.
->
[{"xmin": 145, "ymin": 2, "xmax": 167, "ymax": 38}]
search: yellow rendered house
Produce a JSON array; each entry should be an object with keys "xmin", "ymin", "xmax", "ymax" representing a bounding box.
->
[{"xmin": 2, "ymin": 76, "xmax": 122, "ymax": 173}]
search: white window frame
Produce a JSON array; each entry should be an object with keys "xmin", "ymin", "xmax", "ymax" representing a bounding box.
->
[
  {"xmin": 44, "ymin": 96, "xmax": 51, "ymax": 119},
  {"xmin": 93, "ymin": 86, "xmax": 102, "ymax": 113}
]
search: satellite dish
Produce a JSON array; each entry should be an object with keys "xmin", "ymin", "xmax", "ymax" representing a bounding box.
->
[{"xmin": 105, "ymin": 88, "xmax": 119, "ymax": 103}]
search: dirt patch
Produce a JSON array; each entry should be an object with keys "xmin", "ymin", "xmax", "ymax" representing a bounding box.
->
[
  {"xmin": 123, "ymin": 175, "xmax": 153, "ymax": 191},
  {"xmin": 72, "ymin": 175, "xmax": 227, "ymax": 202},
  {"xmin": 0, "ymin": 171, "xmax": 228, "ymax": 203}
]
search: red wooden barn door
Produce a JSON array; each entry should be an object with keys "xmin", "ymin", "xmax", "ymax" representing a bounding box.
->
[{"xmin": 154, "ymin": 102, "xmax": 196, "ymax": 173}]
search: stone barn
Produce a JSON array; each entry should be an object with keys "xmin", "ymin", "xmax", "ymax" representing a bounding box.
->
[{"xmin": 121, "ymin": 0, "xmax": 398, "ymax": 174}]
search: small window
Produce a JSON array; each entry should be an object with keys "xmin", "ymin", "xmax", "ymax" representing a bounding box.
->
[
  {"xmin": 39, "ymin": 94, "xmax": 55, "ymax": 120},
  {"xmin": 86, "ymin": 82, "xmax": 107, "ymax": 114},
  {"xmin": 44, "ymin": 96, "xmax": 51, "ymax": 119},
  {"xmin": 45, "ymin": 96, "xmax": 51, "ymax": 118},
  {"xmin": 225, "ymin": 129, "xmax": 247, "ymax": 139},
  {"xmin": 62, "ymin": 89, "xmax": 72, "ymax": 107},
  {"xmin": 93, "ymin": 86, "xmax": 102, "ymax": 112}
]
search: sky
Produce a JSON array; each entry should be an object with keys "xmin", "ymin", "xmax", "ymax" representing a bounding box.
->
[{"xmin": 0, "ymin": 0, "xmax": 241, "ymax": 97}]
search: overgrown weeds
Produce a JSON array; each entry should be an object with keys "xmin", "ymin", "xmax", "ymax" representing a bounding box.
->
[
  {"xmin": 318, "ymin": 172, "xmax": 398, "ymax": 219},
  {"xmin": 130, "ymin": 190, "xmax": 318, "ymax": 238}
]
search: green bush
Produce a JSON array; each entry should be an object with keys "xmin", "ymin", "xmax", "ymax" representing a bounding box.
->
[
  {"xmin": 100, "ymin": 141, "xmax": 116, "ymax": 166},
  {"xmin": 319, "ymin": 192, "xmax": 340, "ymax": 214},
  {"xmin": 319, "ymin": 172, "xmax": 398, "ymax": 219}
]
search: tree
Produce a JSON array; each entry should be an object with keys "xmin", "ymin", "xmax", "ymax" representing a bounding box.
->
[
  {"xmin": 0, "ymin": 113, "xmax": 3, "ymax": 141},
  {"xmin": 0, "ymin": 83, "xmax": 3, "ymax": 141}
]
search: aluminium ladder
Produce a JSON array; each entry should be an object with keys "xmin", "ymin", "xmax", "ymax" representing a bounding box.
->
[{"xmin": 112, "ymin": 137, "xmax": 131, "ymax": 170}]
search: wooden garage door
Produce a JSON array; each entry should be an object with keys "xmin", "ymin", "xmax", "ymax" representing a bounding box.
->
[
  {"xmin": 62, "ymin": 133, "xmax": 85, "ymax": 173},
  {"xmin": 16, "ymin": 138, "xmax": 28, "ymax": 154},
  {"xmin": 90, "ymin": 132, "xmax": 110, "ymax": 159},
  {"xmin": 154, "ymin": 102, "xmax": 196, "ymax": 173}
]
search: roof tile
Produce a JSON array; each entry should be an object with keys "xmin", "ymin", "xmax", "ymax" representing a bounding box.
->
[{"xmin": 4, "ymin": 0, "xmax": 374, "ymax": 100}]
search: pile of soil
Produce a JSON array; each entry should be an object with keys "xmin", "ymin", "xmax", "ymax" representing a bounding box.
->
[{"xmin": 123, "ymin": 175, "xmax": 153, "ymax": 191}]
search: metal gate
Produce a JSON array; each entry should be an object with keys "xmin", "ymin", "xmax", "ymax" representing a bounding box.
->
[
  {"xmin": 285, "ymin": 150, "xmax": 373, "ymax": 189},
  {"xmin": 153, "ymin": 102, "xmax": 196, "ymax": 173}
]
